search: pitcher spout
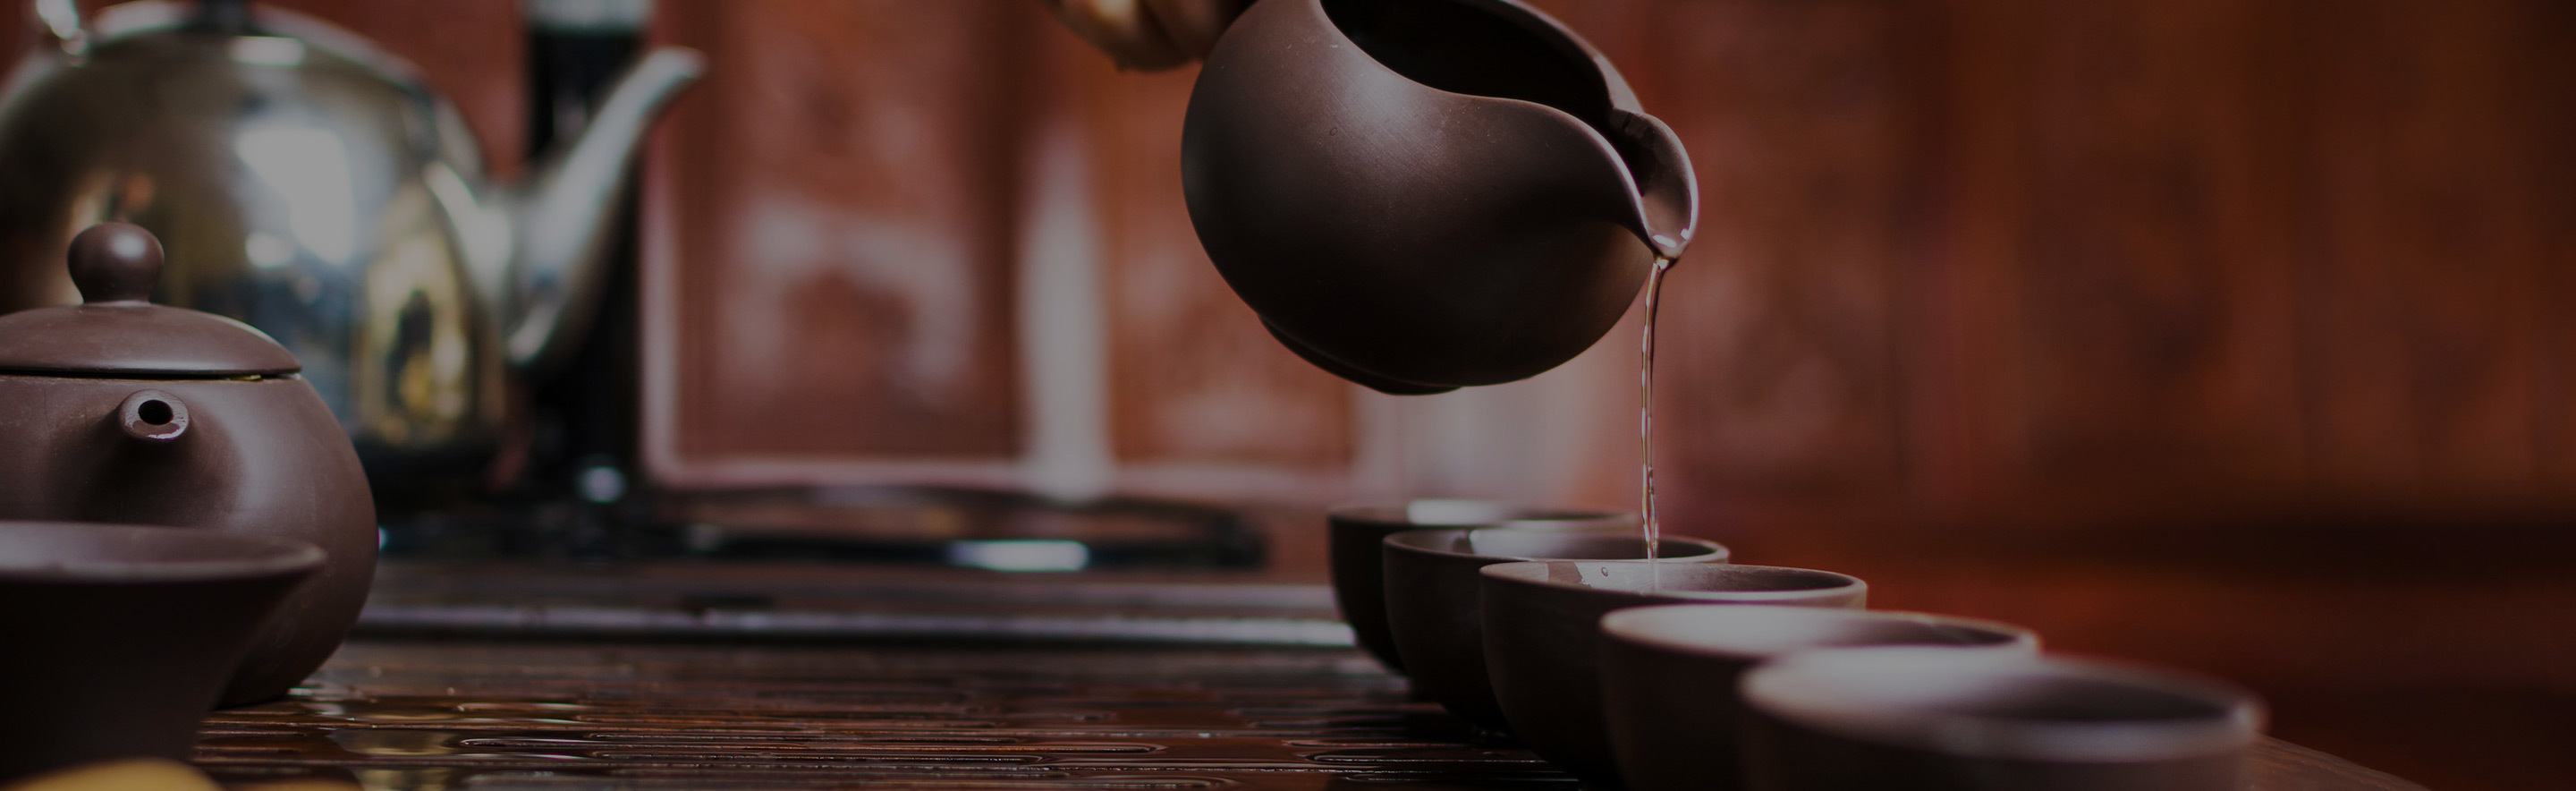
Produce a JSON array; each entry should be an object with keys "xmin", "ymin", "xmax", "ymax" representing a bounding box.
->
[
  {"xmin": 1603, "ymin": 108, "xmax": 1698, "ymax": 261},
  {"xmin": 500, "ymin": 47, "xmax": 704, "ymax": 372}
]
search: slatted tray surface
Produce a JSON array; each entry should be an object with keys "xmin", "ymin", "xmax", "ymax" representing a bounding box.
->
[{"xmin": 194, "ymin": 640, "xmax": 2424, "ymax": 790}]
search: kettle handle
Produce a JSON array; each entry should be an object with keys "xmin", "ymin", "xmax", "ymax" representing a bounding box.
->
[{"xmin": 31, "ymin": 0, "xmax": 87, "ymax": 56}]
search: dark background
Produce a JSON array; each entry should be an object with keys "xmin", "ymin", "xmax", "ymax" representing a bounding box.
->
[{"xmin": 10, "ymin": 1, "xmax": 2569, "ymax": 787}]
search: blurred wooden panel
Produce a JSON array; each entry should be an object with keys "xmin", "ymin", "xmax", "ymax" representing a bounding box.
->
[
  {"xmin": 1614, "ymin": 0, "xmax": 1924, "ymax": 506},
  {"xmin": 1058, "ymin": 39, "xmax": 1354, "ymax": 471},
  {"xmin": 2292, "ymin": 0, "xmax": 2564, "ymax": 498},
  {"xmin": 1990, "ymin": 0, "xmax": 2306, "ymax": 494},
  {"xmin": 1648, "ymin": 0, "xmax": 2576, "ymax": 523},
  {"xmin": 648, "ymin": 0, "xmax": 1030, "ymax": 472},
  {"xmin": 2526, "ymin": 2, "xmax": 2576, "ymax": 486}
]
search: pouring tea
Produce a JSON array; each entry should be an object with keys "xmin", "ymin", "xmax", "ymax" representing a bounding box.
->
[
  {"xmin": 1182, "ymin": 0, "xmax": 1697, "ymax": 395},
  {"xmin": 1183, "ymin": 0, "xmax": 1699, "ymax": 558}
]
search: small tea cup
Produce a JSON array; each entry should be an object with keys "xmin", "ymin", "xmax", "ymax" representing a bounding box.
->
[
  {"xmin": 0, "ymin": 522, "xmax": 323, "ymax": 783},
  {"xmin": 1478, "ymin": 560, "xmax": 1866, "ymax": 783},
  {"xmin": 1600, "ymin": 605, "xmax": 2038, "ymax": 791},
  {"xmin": 1740, "ymin": 648, "xmax": 2265, "ymax": 791},
  {"xmin": 1383, "ymin": 528, "xmax": 1726, "ymax": 729},
  {"xmin": 1329, "ymin": 500, "xmax": 1628, "ymax": 673}
]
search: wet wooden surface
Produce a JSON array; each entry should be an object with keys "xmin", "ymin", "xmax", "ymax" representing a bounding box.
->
[{"xmin": 193, "ymin": 639, "xmax": 2426, "ymax": 790}]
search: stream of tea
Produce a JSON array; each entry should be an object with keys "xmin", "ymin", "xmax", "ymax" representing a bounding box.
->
[{"xmin": 1639, "ymin": 254, "xmax": 1676, "ymax": 588}]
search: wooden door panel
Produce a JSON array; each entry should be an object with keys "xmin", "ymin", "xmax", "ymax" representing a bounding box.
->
[
  {"xmin": 1997, "ymin": 0, "xmax": 2306, "ymax": 495},
  {"xmin": 1065, "ymin": 48, "xmax": 1355, "ymax": 472},
  {"xmin": 1631, "ymin": 0, "xmax": 1924, "ymax": 505},
  {"xmin": 648, "ymin": 1, "xmax": 1030, "ymax": 480}
]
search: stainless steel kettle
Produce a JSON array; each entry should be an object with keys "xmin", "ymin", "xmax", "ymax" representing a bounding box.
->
[{"xmin": 0, "ymin": 0, "xmax": 700, "ymax": 484}]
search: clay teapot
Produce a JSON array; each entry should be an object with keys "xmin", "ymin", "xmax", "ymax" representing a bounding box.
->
[
  {"xmin": 0, "ymin": 223, "xmax": 375, "ymax": 706},
  {"xmin": 1182, "ymin": 0, "xmax": 1699, "ymax": 394},
  {"xmin": 0, "ymin": 0, "xmax": 701, "ymax": 489}
]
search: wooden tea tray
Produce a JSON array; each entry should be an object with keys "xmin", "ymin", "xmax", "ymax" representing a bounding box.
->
[{"xmin": 193, "ymin": 639, "xmax": 2424, "ymax": 790}]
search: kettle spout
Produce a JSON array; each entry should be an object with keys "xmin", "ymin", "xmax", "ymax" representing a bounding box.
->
[
  {"xmin": 501, "ymin": 47, "xmax": 705, "ymax": 371},
  {"xmin": 1604, "ymin": 109, "xmax": 1698, "ymax": 261}
]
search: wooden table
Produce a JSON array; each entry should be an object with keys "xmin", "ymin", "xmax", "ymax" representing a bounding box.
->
[{"xmin": 193, "ymin": 639, "xmax": 2425, "ymax": 790}]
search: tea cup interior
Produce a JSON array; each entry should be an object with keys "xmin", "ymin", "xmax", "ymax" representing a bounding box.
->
[
  {"xmin": 1742, "ymin": 648, "xmax": 2264, "ymax": 762},
  {"xmin": 1603, "ymin": 606, "xmax": 2037, "ymax": 659},
  {"xmin": 1481, "ymin": 559, "xmax": 1860, "ymax": 600},
  {"xmin": 1384, "ymin": 527, "xmax": 1725, "ymax": 563},
  {"xmin": 1332, "ymin": 500, "xmax": 1631, "ymax": 530}
]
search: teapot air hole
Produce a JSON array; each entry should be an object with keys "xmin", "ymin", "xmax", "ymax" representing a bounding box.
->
[{"xmin": 116, "ymin": 389, "xmax": 188, "ymax": 441}]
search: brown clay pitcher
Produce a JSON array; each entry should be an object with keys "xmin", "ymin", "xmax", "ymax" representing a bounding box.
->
[
  {"xmin": 1183, "ymin": 0, "xmax": 1698, "ymax": 394},
  {"xmin": 0, "ymin": 223, "xmax": 375, "ymax": 706}
]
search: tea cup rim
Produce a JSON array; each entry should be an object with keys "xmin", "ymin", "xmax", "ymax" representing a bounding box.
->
[
  {"xmin": 1329, "ymin": 500, "xmax": 1631, "ymax": 528},
  {"xmin": 0, "ymin": 522, "xmax": 326, "ymax": 583},
  {"xmin": 1479, "ymin": 559, "xmax": 1860, "ymax": 602},
  {"xmin": 1741, "ymin": 647, "xmax": 2266, "ymax": 762},
  {"xmin": 1385, "ymin": 527, "xmax": 1727, "ymax": 563},
  {"xmin": 1600, "ymin": 604, "xmax": 2038, "ymax": 660}
]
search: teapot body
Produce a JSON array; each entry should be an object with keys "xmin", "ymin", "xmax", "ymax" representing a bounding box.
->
[
  {"xmin": 0, "ymin": 8, "xmax": 510, "ymax": 481},
  {"xmin": 1182, "ymin": 0, "xmax": 1694, "ymax": 393},
  {"xmin": 0, "ymin": 373, "xmax": 376, "ymax": 705}
]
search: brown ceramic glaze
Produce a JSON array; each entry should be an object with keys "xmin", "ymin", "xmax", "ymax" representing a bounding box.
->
[
  {"xmin": 1381, "ymin": 528, "xmax": 1726, "ymax": 729},
  {"xmin": 1599, "ymin": 606, "xmax": 2038, "ymax": 791},
  {"xmin": 0, "ymin": 521, "xmax": 321, "ymax": 783},
  {"xmin": 0, "ymin": 224, "xmax": 377, "ymax": 706},
  {"xmin": 1182, "ymin": 0, "xmax": 1698, "ymax": 392},
  {"xmin": 1477, "ymin": 561, "xmax": 1867, "ymax": 783},
  {"xmin": 1740, "ymin": 648, "xmax": 2266, "ymax": 791},
  {"xmin": 1328, "ymin": 501, "xmax": 1630, "ymax": 673}
]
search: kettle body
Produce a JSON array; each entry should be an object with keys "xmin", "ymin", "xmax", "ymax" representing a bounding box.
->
[
  {"xmin": 0, "ymin": 0, "xmax": 700, "ymax": 489},
  {"xmin": 1182, "ymin": 0, "xmax": 1697, "ymax": 394},
  {"xmin": 0, "ymin": 223, "xmax": 374, "ymax": 706}
]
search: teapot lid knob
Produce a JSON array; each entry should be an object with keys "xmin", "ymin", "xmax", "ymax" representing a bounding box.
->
[{"xmin": 69, "ymin": 222, "xmax": 164, "ymax": 304}]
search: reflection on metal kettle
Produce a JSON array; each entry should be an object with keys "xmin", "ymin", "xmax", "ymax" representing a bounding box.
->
[{"xmin": 0, "ymin": 0, "xmax": 701, "ymax": 490}]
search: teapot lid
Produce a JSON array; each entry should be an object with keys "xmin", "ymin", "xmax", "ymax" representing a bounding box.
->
[{"xmin": 0, "ymin": 224, "xmax": 301, "ymax": 377}]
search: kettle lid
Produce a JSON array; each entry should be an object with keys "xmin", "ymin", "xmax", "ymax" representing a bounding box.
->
[{"xmin": 0, "ymin": 223, "xmax": 301, "ymax": 377}]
